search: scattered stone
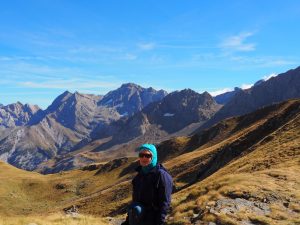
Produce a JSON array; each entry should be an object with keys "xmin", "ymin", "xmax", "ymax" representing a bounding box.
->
[
  {"xmin": 55, "ymin": 183, "xmax": 66, "ymax": 189},
  {"xmin": 210, "ymin": 198, "xmax": 270, "ymax": 216},
  {"xmin": 106, "ymin": 217, "xmax": 124, "ymax": 225},
  {"xmin": 64, "ymin": 205, "xmax": 79, "ymax": 217},
  {"xmin": 207, "ymin": 201, "xmax": 216, "ymax": 207},
  {"xmin": 208, "ymin": 222, "xmax": 217, "ymax": 225}
]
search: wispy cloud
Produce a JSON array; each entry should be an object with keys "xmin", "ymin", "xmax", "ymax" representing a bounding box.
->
[
  {"xmin": 119, "ymin": 53, "xmax": 138, "ymax": 61},
  {"xmin": 263, "ymin": 73, "xmax": 277, "ymax": 81},
  {"xmin": 220, "ymin": 32, "xmax": 256, "ymax": 52},
  {"xmin": 209, "ymin": 88, "xmax": 234, "ymax": 96},
  {"xmin": 18, "ymin": 79, "xmax": 120, "ymax": 90},
  {"xmin": 229, "ymin": 55, "xmax": 298, "ymax": 68},
  {"xmin": 138, "ymin": 42, "xmax": 156, "ymax": 51},
  {"xmin": 69, "ymin": 45, "xmax": 123, "ymax": 54},
  {"xmin": 241, "ymin": 83, "xmax": 253, "ymax": 89},
  {"xmin": 209, "ymin": 83, "xmax": 253, "ymax": 97},
  {"xmin": 158, "ymin": 44, "xmax": 216, "ymax": 49},
  {"xmin": 137, "ymin": 42, "xmax": 216, "ymax": 50}
]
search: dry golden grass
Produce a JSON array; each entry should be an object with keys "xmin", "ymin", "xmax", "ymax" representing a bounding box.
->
[
  {"xmin": 0, "ymin": 213, "xmax": 108, "ymax": 225},
  {"xmin": 167, "ymin": 100, "xmax": 300, "ymax": 224},
  {"xmin": 0, "ymin": 156, "xmax": 135, "ymax": 217}
]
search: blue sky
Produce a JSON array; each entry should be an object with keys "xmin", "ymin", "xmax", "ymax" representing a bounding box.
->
[{"xmin": 0, "ymin": 0, "xmax": 299, "ymax": 109}]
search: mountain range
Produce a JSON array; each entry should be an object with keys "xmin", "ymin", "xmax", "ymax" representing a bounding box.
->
[
  {"xmin": 0, "ymin": 83, "xmax": 168, "ymax": 170},
  {"xmin": 0, "ymin": 66, "xmax": 299, "ymax": 173}
]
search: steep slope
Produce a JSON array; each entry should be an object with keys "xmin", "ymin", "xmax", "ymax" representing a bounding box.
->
[
  {"xmin": 0, "ymin": 117, "xmax": 81, "ymax": 170},
  {"xmin": 204, "ymin": 66, "xmax": 300, "ymax": 129},
  {"xmin": 162, "ymin": 99, "xmax": 300, "ymax": 224},
  {"xmin": 30, "ymin": 91, "xmax": 106, "ymax": 137}
]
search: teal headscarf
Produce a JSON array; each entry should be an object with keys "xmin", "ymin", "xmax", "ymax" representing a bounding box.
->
[{"xmin": 138, "ymin": 143, "xmax": 158, "ymax": 173}]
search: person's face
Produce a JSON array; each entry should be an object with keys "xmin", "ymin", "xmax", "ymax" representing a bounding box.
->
[{"xmin": 138, "ymin": 150, "xmax": 152, "ymax": 167}]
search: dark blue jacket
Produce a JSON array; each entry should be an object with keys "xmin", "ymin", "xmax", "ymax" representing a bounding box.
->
[{"xmin": 132, "ymin": 164, "xmax": 173, "ymax": 225}]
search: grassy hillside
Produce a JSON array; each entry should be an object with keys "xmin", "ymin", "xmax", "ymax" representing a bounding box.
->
[
  {"xmin": 0, "ymin": 157, "xmax": 135, "ymax": 223},
  {"xmin": 0, "ymin": 99, "xmax": 299, "ymax": 224}
]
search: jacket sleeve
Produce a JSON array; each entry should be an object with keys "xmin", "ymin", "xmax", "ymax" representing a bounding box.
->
[{"xmin": 156, "ymin": 171, "xmax": 173, "ymax": 225}]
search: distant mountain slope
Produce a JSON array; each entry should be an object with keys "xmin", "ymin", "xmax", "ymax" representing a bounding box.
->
[
  {"xmin": 39, "ymin": 89, "xmax": 221, "ymax": 173},
  {"xmin": 203, "ymin": 66, "xmax": 300, "ymax": 129},
  {"xmin": 214, "ymin": 87, "xmax": 242, "ymax": 105},
  {"xmin": 98, "ymin": 83, "xmax": 167, "ymax": 117},
  {"xmin": 0, "ymin": 102, "xmax": 41, "ymax": 128},
  {"xmin": 0, "ymin": 84, "xmax": 168, "ymax": 171},
  {"xmin": 87, "ymin": 89, "xmax": 221, "ymax": 151},
  {"xmin": 32, "ymin": 91, "xmax": 105, "ymax": 137}
]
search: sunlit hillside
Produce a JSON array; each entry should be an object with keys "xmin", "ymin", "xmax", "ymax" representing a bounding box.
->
[{"xmin": 165, "ymin": 99, "xmax": 300, "ymax": 224}]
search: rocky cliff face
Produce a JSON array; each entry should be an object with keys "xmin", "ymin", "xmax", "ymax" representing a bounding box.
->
[
  {"xmin": 143, "ymin": 89, "xmax": 221, "ymax": 133},
  {"xmin": 98, "ymin": 83, "xmax": 167, "ymax": 117},
  {"xmin": 0, "ymin": 102, "xmax": 41, "ymax": 128}
]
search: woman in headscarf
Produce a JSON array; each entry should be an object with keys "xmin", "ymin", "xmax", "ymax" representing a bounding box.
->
[{"xmin": 121, "ymin": 143, "xmax": 173, "ymax": 225}]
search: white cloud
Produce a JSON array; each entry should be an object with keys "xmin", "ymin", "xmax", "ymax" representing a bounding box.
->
[
  {"xmin": 121, "ymin": 53, "xmax": 137, "ymax": 60},
  {"xmin": 69, "ymin": 45, "xmax": 122, "ymax": 54},
  {"xmin": 158, "ymin": 44, "xmax": 215, "ymax": 49},
  {"xmin": 220, "ymin": 32, "xmax": 256, "ymax": 52},
  {"xmin": 263, "ymin": 73, "xmax": 278, "ymax": 81},
  {"xmin": 241, "ymin": 83, "xmax": 253, "ymax": 89},
  {"xmin": 209, "ymin": 88, "xmax": 234, "ymax": 96},
  {"xmin": 138, "ymin": 42, "xmax": 156, "ymax": 51},
  {"xmin": 209, "ymin": 83, "xmax": 254, "ymax": 96}
]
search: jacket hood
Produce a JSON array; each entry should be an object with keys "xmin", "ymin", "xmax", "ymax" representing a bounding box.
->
[{"xmin": 138, "ymin": 143, "xmax": 158, "ymax": 173}]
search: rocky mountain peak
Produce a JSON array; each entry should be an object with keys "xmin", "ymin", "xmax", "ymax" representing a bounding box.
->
[
  {"xmin": 136, "ymin": 88, "xmax": 222, "ymax": 133},
  {"xmin": 46, "ymin": 91, "xmax": 73, "ymax": 113},
  {"xmin": 23, "ymin": 103, "xmax": 40, "ymax": 114},
  {"xmin": 99, "ymin": 83, "xmax": 168, "ymax": 116},
  {"xmin": 0, "ymin": 102, "xmax": 41, "ymax": 128},
  {"xmin": 164, "ymin": 89, "xmax": 216, "ymax": 108},
  {"xmin": 120, "ymin": 82, "xmax": 142, "ymax": 90}
]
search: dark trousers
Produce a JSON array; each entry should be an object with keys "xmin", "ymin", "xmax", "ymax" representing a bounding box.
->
[
  {"xmin": 128, "ymin": 203, "xmax": 143, "ymax": 225},
  {"xmin": 128, "ymin": 203, "xmax": 155, "ymax": 225}
]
